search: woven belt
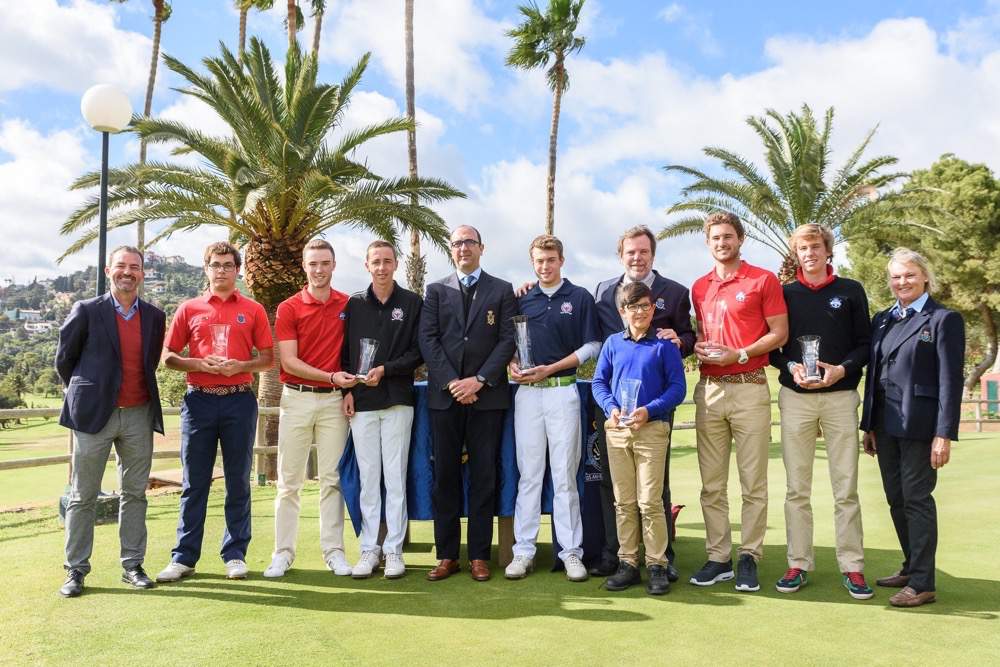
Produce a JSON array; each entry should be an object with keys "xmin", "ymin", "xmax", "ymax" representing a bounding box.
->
[
  {"xmin": 528, "ymin": 374, "xmax": 577, "ymax": 388},
  {"xmin": 188, "ymin": 383, "xmax": 253, "ymax": 395},
  {"xmin": 703, "ymin": 368, "xmax": 768, "ymax": 385},
  {"xmin": 284, "ymin": 383, "xmax": 335, "ymax": 394}
]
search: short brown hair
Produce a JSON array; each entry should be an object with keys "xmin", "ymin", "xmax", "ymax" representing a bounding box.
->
[
  {"xmin": 203, "ymin": 241, "xmax": 241, "ymax": 269},
  {"xmin": 704, "ymin": 212, "xmax": 745, "ymax": 239},
  {"xmin": 528, "ymin": 234, "xmax": 563, "ymax": 259},
  {"xmin": 366, "ymin": 239, "xmax": 397, "ymax": 259},
  {"xmin": 617, "ymin": 225, "xmax": 657, "ymax": 257},
  {"xmin": 303, "ymin": 238, "xmax": 335, "ymax": 260},
  {"xmin": 789, "ymin": 223, "xmax": 834, "ymax": 261},
  {"xmin": 616, "ymin": 281, "xmax": 652, "ymax": 310},
  {"xmin": 109, "ymin": 245, "xmax": 143, "ymax": 268}
]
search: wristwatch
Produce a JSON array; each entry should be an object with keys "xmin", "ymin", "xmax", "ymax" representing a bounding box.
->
[
  {"xmin": 737, "ymin": 348, "xmax": 749, "ymax": 365},
  {"xmin": 476, "ymin": 374, "xmax": 487, "ymax": 385},
  {"xmin": 786, "ymin": 361, "xmax": 797, "ymax": 374}
]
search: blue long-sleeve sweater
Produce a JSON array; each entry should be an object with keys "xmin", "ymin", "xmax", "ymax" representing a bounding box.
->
[{"xmin": 592, "ymin": 329, "xmax": 686, "ymax": 421}]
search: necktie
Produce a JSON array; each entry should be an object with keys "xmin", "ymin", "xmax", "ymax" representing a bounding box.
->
[
  {"xmin": 463, "ymin": 275, "xmax": 477, "ymax": 289},
  {"xmin": 893, "ymin": 306, "xmax": 914, "ymax": 321}
]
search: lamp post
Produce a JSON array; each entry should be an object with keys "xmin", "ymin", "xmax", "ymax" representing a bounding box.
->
[{"xmin": 80, "ymin": 84, "xmax": 132, "ymax": 296}]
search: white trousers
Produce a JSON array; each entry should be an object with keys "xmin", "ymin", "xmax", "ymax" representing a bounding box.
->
[
  {"xmin": 351, "ymin": 404, "xmax": 414, "ymax": 555},
  {"xmin": 273, "ymin": 387, "xmax": 349, "ymax": 562},
  {"xmin": 512, "ymin": 384, "xmax": 583, "ymax": 561}
]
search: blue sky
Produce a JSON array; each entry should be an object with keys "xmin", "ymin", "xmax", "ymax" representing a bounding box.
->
[{"xmin": 2, "ymin": 0, "xmax": 999, "ymax": 294}]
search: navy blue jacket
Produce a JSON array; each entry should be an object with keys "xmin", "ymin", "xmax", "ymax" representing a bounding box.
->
[
  {"xmin": 56, "ymin": 294, "xmax": 166, "ymax": 435},
  {"xmin": 859, "ymin": 296, "xmax": 965, "ymax": 441},
  {"xmin": 593, "ymin": 271, "xmax": 695, "ymax": 357}
]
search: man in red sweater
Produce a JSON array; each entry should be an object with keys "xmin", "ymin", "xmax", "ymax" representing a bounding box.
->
[{"xmin": 56, "ymin": 246, "xmax": 166, "ymax": 597}]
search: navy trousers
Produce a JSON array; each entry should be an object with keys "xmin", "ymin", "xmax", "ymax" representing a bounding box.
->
[{"xmin": 172, "ymin": 389, "xmax": 257, "ymax": 566}]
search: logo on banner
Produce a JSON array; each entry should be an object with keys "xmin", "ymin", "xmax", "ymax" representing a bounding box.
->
[
  {"xmin": 391, "ymin": 307, "xmax": 404, "ymax": 321},
  {"xmin": 236, "ymin": 313, "xmax": 246, "ymax": 324},
  {"xmin": 735, "ymin": 291, "xmax": 747, "ymax": 303},
  {"xmin": 560, "ymin": 301, "xmax": 573, "ymax": 315},
  {"xmin": 655, "ymin": 298, "xmax": 665, "ymax": 310}
]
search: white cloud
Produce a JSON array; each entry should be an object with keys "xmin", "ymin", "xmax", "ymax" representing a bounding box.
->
[
  {"xmin": 320, "ymin": 0, "xmax": 507, "ymax": 112},
  {"xmin": 656, "ymin": 3, "xmax": 720, "ymax": 57},
  {"xmin": 0, "ymin": 0, "xmax": 152, "ymax": 95}
]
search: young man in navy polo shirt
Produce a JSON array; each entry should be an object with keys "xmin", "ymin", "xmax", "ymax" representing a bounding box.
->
[
  {"xmin": 505, "ymin": 235, "xmax": 601, "ymax": 582},
  {"xmin": 592, "ymin": 281, "xmax": 686, "ymax": 595}
]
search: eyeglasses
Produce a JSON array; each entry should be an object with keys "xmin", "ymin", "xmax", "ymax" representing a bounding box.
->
[
  {"xmin": 624, "ymin": 303, "xmax": 652, "ymax": 313},
  {"xmin": 450, "ymin": 239, "xmax": 480, "ymax": 250},
  {"xmin": 207, "ymin": 262, "xmax": 238, "ymax": 273}
]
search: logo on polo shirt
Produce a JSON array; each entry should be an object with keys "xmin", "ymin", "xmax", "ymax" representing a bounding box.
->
[
  {"xmin": 735, "ymin": 291, "xmax": 746, "ymax": 303},
  {"xmin": 236, "ymin": 313, "xmax": 246, "ymax": 324},
  {"xmin": 655, "ymin": 297, "xmax": 665, "ymax": 310},
  {"xmin": 339, "ymin": 311, "xmax": 346, "ymax": 320},
  {"xmin": 560, "ymin": 301, "xmax": 573, "ymax": 315},
  {"xmin": 391, "ymin": 307, "xmax": 404, "ymax": 321},
  {"xmin": 829, "ymin": 297, "xmax": 843, "ymax": 310}
]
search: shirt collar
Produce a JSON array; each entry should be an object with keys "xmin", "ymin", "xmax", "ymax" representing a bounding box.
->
[
  {"xmin": 203, "ymin": 289, "xmax": 241, "ymax": 304},
  {"xmin": 622, "ymin": 271, "xmax": 656, "ymax": 289},
  {"xmin": 365, "ymin": 281, "xmax": 398, "ymax": 304},
  {"xmin": 110, "ymin": 293, "xmax": 139, "ymax": 320},
  {"xmin": 622, "ymin": 327, "xmax": 655, "ymax": 342},
  {"xmin": 457, "ymin": 267, "xmax": 482, "ymax": 283},
  {"xmin": 892, "ymin": 292, "xmax": 930, "ymax": 316},
  {"xmin": 531, "ymin": 278, "xmax": 574, "ymax": 298},
  {"xmin": 706, "ymin": 260, "xmax": 747, "ymax": 283}
]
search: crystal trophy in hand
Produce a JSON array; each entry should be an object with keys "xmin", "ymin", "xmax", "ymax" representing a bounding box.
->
[
  {"xmin": 356, "ymin": 338, "xmax": 379, "ymax": 379},
  {"xmin": 618, "ymin": 379, "xmax": 642, "ymax": 426},
  {"xmin": 704, "ymin": 299, "xmax": 728, "ymax": 359},
  {"xmin": 798, "ymin": 335, "xmax": 822, "ymax": 381},
  {"xmin": 512, "ymin": 315, "xmax": 535, "ymax": 371},
  {"xmin": 210, "ymin": 324, "xmax": 231, "ymax": 359}
]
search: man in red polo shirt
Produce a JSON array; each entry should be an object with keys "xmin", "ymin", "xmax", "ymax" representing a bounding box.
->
[
  {"xmin": 688, "ymin": 212, "xmax": 788, "ymax": 593},
  {"xmin": 263, "ymin": 238, "xmax": 356, "ymax": 578},
  {"xmin": 156, "ymin": 241, "xmax": 273, "ymax": 583}
]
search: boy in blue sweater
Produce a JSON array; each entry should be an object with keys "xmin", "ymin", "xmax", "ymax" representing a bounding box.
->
[{"xmin": 592, "ymin": 281, "xmax": 686, "ymax": 594}]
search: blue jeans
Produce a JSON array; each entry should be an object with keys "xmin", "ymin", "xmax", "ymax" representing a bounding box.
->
[{"xmin": 171, "ymin": 389, "xmax": 257, "ymax": 566}]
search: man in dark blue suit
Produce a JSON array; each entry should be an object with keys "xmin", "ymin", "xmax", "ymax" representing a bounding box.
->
[
  {"xmin": 860, "ymin": 248, "xmax": 965, "ymax": 608},
  {"xmin": 419, "ymin": 225, "xmax": 516, "ymax": 582},
  {"xmin": 55, "ymin": 246, "xmax": 166, "ymax": 597},
  {"xmin": 591, "ymin": 225, "xmax": 695, "ymax": 579}
]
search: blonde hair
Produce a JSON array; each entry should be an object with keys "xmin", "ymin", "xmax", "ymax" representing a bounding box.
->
[
  {"xmin": 788, "ymin": 224, "xmax": 834, "ymax": 263},
  {"xmin": 887, "ymin": 247, "xmax": 938, "ymax": 294}
]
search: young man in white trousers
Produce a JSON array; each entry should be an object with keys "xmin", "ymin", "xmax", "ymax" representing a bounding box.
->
[{"xmin": 506, "ymin": 235, "xmax": 601, "ymax": 582}]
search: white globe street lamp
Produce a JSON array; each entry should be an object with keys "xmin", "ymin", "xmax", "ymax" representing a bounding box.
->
[{"xmin": 80, "ymin": 84, "xmax": 132, "ymax": 296}]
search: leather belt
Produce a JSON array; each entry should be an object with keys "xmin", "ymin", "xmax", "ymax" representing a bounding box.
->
[
  {"xmin": 528, "ymin": 374, "xmax": 577, "ymax": 388},
  {"xmin": 703, "ymin": 368, "xmax": 768, "ymax": 385},
  {"xmin": 284, "ymin": 383, "xmax": 335, "ymax": 394},
  {"xmin": 188, "ymin": 383, "xmax": 253, "ymax": 395}
]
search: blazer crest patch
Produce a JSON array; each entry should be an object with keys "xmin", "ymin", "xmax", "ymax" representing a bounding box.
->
[
  {"xmin": 918, "ymin": 328, "xmax": 933, "ymax": 343},
  {"xmin": 487, "ymin": 310, "xmax": 495, "ymax": 326},
  {"xmin": 655, "ymin": 297, "xmax": 665, "ymax": 310}
]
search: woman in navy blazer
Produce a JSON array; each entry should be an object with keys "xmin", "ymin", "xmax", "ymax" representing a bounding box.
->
[{"xmin": 859, "ymin": 248, "xmax": 965, "ymax": 608}]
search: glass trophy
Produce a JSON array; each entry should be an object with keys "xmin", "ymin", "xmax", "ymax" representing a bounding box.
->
[
  {"xmin": 798, "ymin": 335, "xmax": 822, "ymax": 381},
  {"xmin": 210, "ymin": 324, "xmax": 230, "ymax": 358},
  {"xmin": 512, "ymin": 315, "xmax": 535, "ymax": 371},
  {"xmin": 356, "ymin": 338, "xmax": 379, "ymax": 379},
  {"xmin": 618, "ymin": 379, "xmax": 642, "ymax": 426},
  {"xmin": 704, "ymin": 299, "xmax": 728, "ymax": 359}
]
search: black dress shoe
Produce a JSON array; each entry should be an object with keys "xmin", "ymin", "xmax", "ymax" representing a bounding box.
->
[
  {"xmin": 605, "ymin": 562, "xmax": 641, "ymax": 591},
  {"xmin": 666, "ymin": 563, "xmax": 679, "ymax": 583},
  {"xmin": 647, "ymin": 565, "xmax": 671, "ymax": 595},
  {"xmin": 122, "ymin": 566, "xmax": 156, "ymax": 590},
  {"xmin": 589, "ymin": 556, "xmax": 619, "ymax": 577},
  {"xmin": 60, "ymin": 569, "xmax": 85, "ymax": 598}
]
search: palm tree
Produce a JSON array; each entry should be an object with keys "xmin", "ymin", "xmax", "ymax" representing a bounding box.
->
[
  {"xmin": 237, "ymin": 0, "xmax": 273, "ymax": 56},
  {"xmin": 287, "ymin": 0, "xmax": 298, "ymax": 50},
  {"xmin": 661, "ymin": 104, "xmax": 925, "ymax": 283},
  {"xmin": 309, "ymin": 0, "xmax": 325, "ymax": 59},
  {"xmin": 505, "ymin": 0, "xmax": 586, "ymax": 235},
  {"xmin": 61, "ymin": 40, "xmax": 464, "ymax": 474},
  {"xmin": 404, "ymin": 0, "xmax": 425, "ymax": 295}
]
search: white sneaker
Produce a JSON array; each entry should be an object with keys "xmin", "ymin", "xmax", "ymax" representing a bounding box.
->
[
  {"xmin": 505, "ymin": 555, "xmax": 534, "ymax": 579},
  {"xmin": 263, "ymin": 554, "xmax": 291, "ymax": 578},
  {"xmin": 563, "ymin": 554, "xmax": 589, "ymax": 582},
  {"xmin": 155, "ymin": 561, "xmax": 194, "ymax": 583},
  {"xmin": 224, "ymin": 559, "xmax": 249, "ymax": 580},
  {"xmin": 352, "ymin": 550, "xmax": 381, "ymax": 579},
  {"xmin": 383, "ymin": 553, "xmax": 406, "ymax": 579},
  {"xmin": 326, "ymin": 550, "xmax": 352, "ymax": 576}
]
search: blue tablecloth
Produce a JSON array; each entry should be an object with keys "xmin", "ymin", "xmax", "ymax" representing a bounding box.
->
[{"xmin": 339, "ymin": 381, "xmax": 606, "ymax": 561}]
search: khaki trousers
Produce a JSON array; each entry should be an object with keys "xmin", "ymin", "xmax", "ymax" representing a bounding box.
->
[
  {"xmin": 273, "ymin": 387, "xmax": 349, "ymax": 562},
  {"xmin": 778, "ymin": 386, "xmax": 864, "ymax": 572},
  {"xmin": 606, "ymin": 420, "xmax": 670, "ymax": 567},
  {"xmin": 695, "ymin": 378, "xmax": 770, "ymax": 562}
]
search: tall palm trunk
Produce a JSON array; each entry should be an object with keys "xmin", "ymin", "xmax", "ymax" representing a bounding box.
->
[
  {"xmin": 287, "ymin": 0, "xmax": 297, "ymax": 50},
  {"xmin": 545, "ymin": 53, "xmax": 565, "ymax": 236},
  {"xmin": 311, "ymin": 7, "xmax": 323, "ymax": 59},
  {"xmin": 137, "ymin": 0, "xmax": 165, "ymax": 295},
  {"xmin": 404, "ymin": 0, "xmax": 424, "ymax": 295},
  {"xmin": 239, "ymin": 6, "xmax": 248, "ymax": 55}
]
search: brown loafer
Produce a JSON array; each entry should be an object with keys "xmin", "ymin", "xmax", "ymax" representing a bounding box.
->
[
  {"xmin": 889, "ymin": 586, "xmax": 936, "ymax": 607},
  {"xmin": 876, "ymin": 571, "xmax": 910, "ymax": 588},
  {"xmin": 426, "ymin": 559, "xmax": 461, "ymax": 581},
  {"xmin": 469, "ymin": 559, "xmax": 491, "ymax": 582}
]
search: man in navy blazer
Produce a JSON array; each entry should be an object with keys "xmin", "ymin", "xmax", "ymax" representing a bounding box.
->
[
  {"xmin": 55, "ymin": 245, "xmax": 165, "ymax": 597},
  {"xmin": 591, "ymin": 225, "xmax": 695, "ymax": 579},
  {"xmin": 419, "ymin": 225, "xmax": 516, "ymax": 582},
  {"xmin": 860, "ymin": 248, "xmax": 964, "ymax": 608}
]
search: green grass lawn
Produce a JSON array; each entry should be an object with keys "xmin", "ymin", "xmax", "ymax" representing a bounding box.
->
[{"xmin": 2, "ymin": 427, "xmax": 999, "ymax": 665}]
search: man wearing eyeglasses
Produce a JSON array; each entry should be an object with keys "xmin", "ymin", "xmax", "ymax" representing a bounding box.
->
[
  {"xmin": 419, "ymin": 225, "xmax": 516, "ymax": 582},
  {"xmin": 156, "ymin": 241, "xmax": 274, "ymax": 583}
]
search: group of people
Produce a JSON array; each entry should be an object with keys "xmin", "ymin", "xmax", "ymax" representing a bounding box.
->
[{"xmin": 55, "ymin": 212, "xmax": 964, "ymax": 610}]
